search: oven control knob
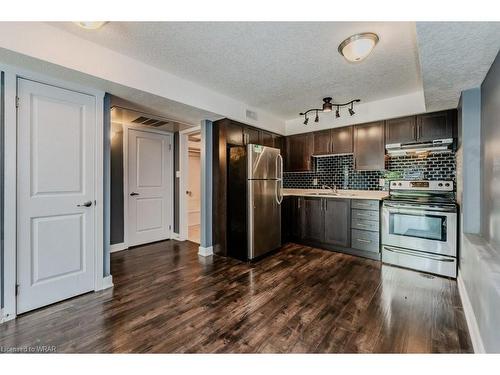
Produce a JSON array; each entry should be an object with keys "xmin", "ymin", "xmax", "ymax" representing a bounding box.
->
[
  {"xmin": 445, "ymin": 183, "xmax": 450, "ymax": 187},
  {"xmin": 438, "ymin": 183, "xmax": 443, "ymax": 187},
  {"xmin": 398, "ymin": 183, "xmax": 402, "ymax": 186}
]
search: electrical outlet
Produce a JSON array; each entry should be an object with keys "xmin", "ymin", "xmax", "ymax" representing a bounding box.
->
[
  {"xmin": 379, "ymin": 178, "xmax": 386, "ymax": 187},
  {"xmin": 312, "ymin": 178, "xmax": 318, "ymax": 186}
]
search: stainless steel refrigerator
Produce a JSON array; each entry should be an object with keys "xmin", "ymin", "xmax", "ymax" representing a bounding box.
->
[{"xmin": 227, "ymin": 144, "xmax": 283, "ymax": 260}]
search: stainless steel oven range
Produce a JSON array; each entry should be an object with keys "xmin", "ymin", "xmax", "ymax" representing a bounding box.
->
[{"xmin": 382, "ymin": 180, "xmax": 457, "ymax": 278}]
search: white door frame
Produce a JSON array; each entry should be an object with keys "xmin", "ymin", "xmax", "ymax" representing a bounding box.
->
[
  {"xmin": 1, "ymin": 63, "xmax": 106, "ymax": 322},
  {"xmin": 122, "ymin": 123, "xmax": 174, "ymax": 248},
  {"xmin": 178, "ymin": 125, "xmax": 202, "ymax": 242}
]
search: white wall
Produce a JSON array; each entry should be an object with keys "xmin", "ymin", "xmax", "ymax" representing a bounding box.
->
[
  {"xmin": 285, "ymin": 91, "xmax": 426, "ymax": 135},
  {"xmin": 0, "ymin": 22, "xmax": 286, "ymax": 135}
]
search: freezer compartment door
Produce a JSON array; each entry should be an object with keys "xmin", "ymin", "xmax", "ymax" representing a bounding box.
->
[
  {"xmin": 248, "ymin": 179, "xmax": 281, "ymax": 259},
  {"xmin": 247, "ymin": 144, "xmax": 281, "ymax": 180}
]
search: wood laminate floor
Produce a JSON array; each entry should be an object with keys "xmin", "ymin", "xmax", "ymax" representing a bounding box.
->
[{"xmin": 0, "ymin": 241, "xmax": 472, "ymax": 353}]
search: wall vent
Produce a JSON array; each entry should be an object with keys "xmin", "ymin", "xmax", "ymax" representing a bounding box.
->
[
  {"xmin": 246, "ymin": 109, "xmax": 258, "ymax": 121},
  {"xmin": 132, "ymin": 116, "xmax": 169, "ymax": 127}
]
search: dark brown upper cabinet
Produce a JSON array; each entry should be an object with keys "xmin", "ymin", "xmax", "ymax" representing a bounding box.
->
[
  {"xmin": 259, "ymin": 131, "xmax": 274, "ymax": 147},
  {"xmin": 313, "ymin": 129, "xmax": 332, "ymax": 155},
  {"xmin": 353, "ymin": 121, "xmax": 385, "ymax": 171},
  {"xmin": 224, "ymin": 121, "xmax": 244, "ymax": 145},
  {"xmin": 331, "ymin": 126, "xmax": 353, "ymax": 154},
  {"xmin": 417, "ymin": 110, "xmax": 455, "ymax": 142},
  {"xmin": 243, "ymin": 127, "xmax": 260, "ymax": 145},
  {"xmin": 285, "ymin": 133, "xmax": 314, "ymax": 172},
  {"xmin": 385, "ymin": 116, "xmax": 417, "ymax": 145},
  {"xmin": 312, "ymin": 126, "xmax": 353, "ymax": 156},
  {"xmin": 385, "ymin": 110, "xmax": 456, "ymax": 145}
]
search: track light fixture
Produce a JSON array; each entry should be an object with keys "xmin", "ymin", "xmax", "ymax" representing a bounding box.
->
[
  {"xmin": 348, "ymin": 103, "xmax": 355, "ymax": 116},
  {"xmin": 300, "ymin": 97, "xmax": 360, "ymax": 126}
]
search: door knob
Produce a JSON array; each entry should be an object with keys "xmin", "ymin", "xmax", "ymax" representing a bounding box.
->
[
  {"xmin": 130, "ymin": 192, "xmax": 139, "ymax": 196},
  {"xmin": 77, "ymin": 201, "xmax": 93, "ymax": 207},
  {"xmin": 186, "ymin": 190, "xmax": 192, "ymax": 196}
]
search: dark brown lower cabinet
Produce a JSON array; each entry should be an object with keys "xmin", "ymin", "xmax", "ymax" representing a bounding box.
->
[
  {"xmin": 281, "ymin": 196, "xmax": 301, "ymax": 243},
  {"xmin": 324, "ymin": 198, "xmax": 351, "ymax": 248},
  {"xmin": 300, "ymin": 197, "xmax": 324, "ymax": 243}
]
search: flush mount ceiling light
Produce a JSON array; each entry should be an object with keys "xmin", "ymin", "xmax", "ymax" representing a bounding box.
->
[
  {"xmin": 338, "ymin": 32, "xmax": 379, "ymax": 63},
  {"xmin": 74, "ymin": 21, "xmax": 108, "ymax": 30},
  {"xmin": 300, "ymin": 97, "xmax": 360, "ymax": 125}
]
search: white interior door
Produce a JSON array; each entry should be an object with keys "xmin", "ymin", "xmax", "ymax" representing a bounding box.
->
[
  {"xmin": 127, "ymin": 128, "xmax": 172, "ymax": 246},
  {"xmin": 17, "ymin": 78, "xmax": 96, "ymax": 314}
]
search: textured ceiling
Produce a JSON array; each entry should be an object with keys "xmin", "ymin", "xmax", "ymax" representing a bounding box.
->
[
  {"xmin": 51, "ymin": 22, "xmax": 423, "ymax": 119},
  {"xmin": 416, "ymin": 22, "xmax": 500, "ymax": 111},
  {"xmin": 0, "ymin": 46, "xmax": 221, "ymax": 126}
]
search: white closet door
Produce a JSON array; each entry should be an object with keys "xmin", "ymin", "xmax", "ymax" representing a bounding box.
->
[
  {"xmin": 17, "ymin": 78, "xmax": 96, "ymax": 314},
  {"xmin": 127, "ymin": 129, "xmax": 172, "ymax": 246}
]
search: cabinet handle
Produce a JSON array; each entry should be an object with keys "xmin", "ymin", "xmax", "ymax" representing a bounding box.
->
[{"xmin": 356, "ymin": 238, "xmax": 372, "ymax": 243}]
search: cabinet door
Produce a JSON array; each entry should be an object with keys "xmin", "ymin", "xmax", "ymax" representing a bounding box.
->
[
  {"xmin": 385, "ymin": 116, "xmax": 416, "ymax": 145},
  {"xmin": 323, "ymin": 198, "xmax": 351, "ymax": 248},
  {"xmin": 353, "ymin": 121, "xmax": 385, "ymax": 171},
  {"xmin": 285, "ymin": 133, "xmax": 314, "ymax": 172},
  {"xmin": 273, "ymin": 135, "xmax": 284, "ymax": 153},
  {"xmin": 260, "ymin": 131, "xmax": 274, "ymax": 147},
  {"xmin": 331, "ymin": 126, "xmax": 353, "ymax": 154},
  {"xmin": 290, "ymin": 196, "xmax": 302, "ymax": 240},
  {"xmin": 300, "ymin": 197, "xmax": 324, "ymax": 243},
  {"xmin": 417, "ymin": 110, "xmax": 455, "ymax": 142},
  {"xmin": 313, "ymin": 129, "xmax": 332, "ymax": 155},
  {"xmin": 243, "ymin": 127, "xmax": 260, "ymax": 145},
  {"xmin": 225, "ymin": 121, "xmax": 244, "ymax": 145}
]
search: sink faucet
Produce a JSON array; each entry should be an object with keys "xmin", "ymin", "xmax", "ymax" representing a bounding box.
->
[{"xmin": 322, "ymin": 184, "xmax": 338, "ymax": 194}]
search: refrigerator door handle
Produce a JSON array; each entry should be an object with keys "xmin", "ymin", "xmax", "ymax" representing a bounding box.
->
[{"xmin": 275, "ymin": 154, "xmax": 284, "ymax": 205}]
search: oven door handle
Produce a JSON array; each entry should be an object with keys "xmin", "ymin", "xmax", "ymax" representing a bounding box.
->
[
  {"xmin": 384, "ymin": 208, "xmax": 454, "ymax": 216},
  {"xmin": 383, "ymin": 246, "xmax": 455, "ymax": 262}
]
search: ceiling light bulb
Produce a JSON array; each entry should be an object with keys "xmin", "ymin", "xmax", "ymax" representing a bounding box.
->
[
  {"xmin": 74, "ymin": 21, "xmax": 108, "ymax": 30},
  {"xmin": 338, "ymin": 32, "xmax": 379, "ymax": 63},
  {"xmin": 322, "ymin": 97, "xmax": 333, "ymax": 112},
  {"xmin": 315, "ymin": 112, "xmax": 319, "ymax": 123}
]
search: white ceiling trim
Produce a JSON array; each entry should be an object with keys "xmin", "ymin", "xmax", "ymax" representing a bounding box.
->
[{"xmin": 0, "ymin": 22, "xmax": 286, "ymax": 134}]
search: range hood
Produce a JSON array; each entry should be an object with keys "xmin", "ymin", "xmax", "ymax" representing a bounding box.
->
[{"xmin": 386, "ymin": 138, "xmax": 453, "ymax": 156}]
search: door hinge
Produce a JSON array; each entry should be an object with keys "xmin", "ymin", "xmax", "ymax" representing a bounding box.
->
[
  {"xmin": 15, "ymin": 96, "xmax": 20, "ymax": 108},
  {"xmin": 15, "ymin": 284, "xmax": 20, "ymax": 296},
  {"xmin": 169, "ymin": 225, "xmax": 172, "ymax": 230}
]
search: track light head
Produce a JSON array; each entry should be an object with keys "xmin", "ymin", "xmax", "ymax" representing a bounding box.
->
[
  {"xmin": 349, "ymin": 107, "xmax": 355, "ymax": 116},
  {"xmin": 335, "ymin": 107, "xmax": 340, "ymax": 118},
  {"xmin": 314, "ymin": 111, "xmax": 319, "ymax": 123},
  {"xmin": 304, "ymin": 117, "xmax": 309, "ymax": 125}
]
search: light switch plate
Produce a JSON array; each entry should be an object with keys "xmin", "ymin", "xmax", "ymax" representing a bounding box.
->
[{"xmin": 312, "ymin": 178, "xmax": 318, "ymax": 186}]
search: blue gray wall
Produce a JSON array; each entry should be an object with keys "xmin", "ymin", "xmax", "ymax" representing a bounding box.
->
[
  {"xmin": 1, "ymin": 71, "xmax": 4, "ymax": 308},
  {"xmin": 458, "ymin": 51, "xmax": 500, "ymax": 353}
]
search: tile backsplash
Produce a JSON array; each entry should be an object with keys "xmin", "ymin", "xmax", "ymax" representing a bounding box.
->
[{"xmin": 283, "ymin": 152, "xmax": 456, "ymax": 190}]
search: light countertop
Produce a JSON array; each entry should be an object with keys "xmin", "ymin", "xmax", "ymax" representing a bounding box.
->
[{"xmin": 282, "ymin": 188, "xmax": 389, "ymax": 201}]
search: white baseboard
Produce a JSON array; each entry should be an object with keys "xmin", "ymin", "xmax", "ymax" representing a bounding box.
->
[
  {"xmin": 110, "ymin": 243, "xmax": 128, "ymax": 253},
  {"xmin": 457, "ymin": 272, "xmax": 485, "ymax": 353},
  {"xmin": 171, "ymin": 232, "xmax": 186, "ymax": 242},
  {"xmin": 198, "ymin": 245, "xmax": 214, "ymax": 257},
  {"xmin": 102, "ymin": 275, "xmax": 114, "ymax": 290}
]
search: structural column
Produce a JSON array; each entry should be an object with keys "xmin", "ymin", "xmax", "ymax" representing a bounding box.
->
[{"xmin": 199, "ymin": 120, "xmax": 213, "ymax": 256}]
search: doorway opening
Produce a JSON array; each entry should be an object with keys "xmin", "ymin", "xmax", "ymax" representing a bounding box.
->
[{"xmin": 187, "ymin": 132, "xmax": 201, "ymax": 243}]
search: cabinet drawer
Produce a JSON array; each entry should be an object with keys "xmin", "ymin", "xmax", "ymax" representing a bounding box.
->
[
  {"xmin": 352, "ymin": 229, "xmax": 380, "ymax": 253},
  {"xmin": 351, "ymin": 199, "xmax": 379, "ymax": 211},
  {"xmin": 351, "ymin": 218, "xmax": 379, "ymax": 232},
  {"xmin": 352, "ymin": 209, "xmax": 379, "ymax": 221}
]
